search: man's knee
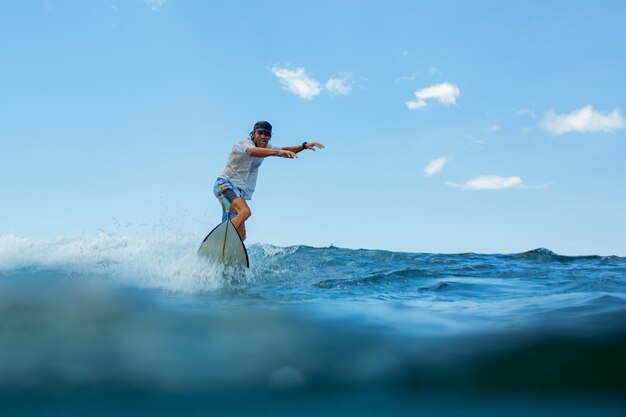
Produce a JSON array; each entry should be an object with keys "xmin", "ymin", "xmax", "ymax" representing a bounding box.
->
[
  {"xmin": 241, "ymin": 206, "xmax": 252, "ymax": 220},
  {"xmin": 231, "ymin": 199, "xmax": 251, "ymax": 220}
]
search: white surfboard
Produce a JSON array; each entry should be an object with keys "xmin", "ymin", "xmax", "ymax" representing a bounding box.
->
[{"xmin": 198, "ymin": 220, "xmax": 249, "ymax": 268}]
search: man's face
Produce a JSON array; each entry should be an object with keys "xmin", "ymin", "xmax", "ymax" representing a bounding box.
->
[{"xmin": 252, "ymin": 130, "xmax": 271, "ymax": 148}]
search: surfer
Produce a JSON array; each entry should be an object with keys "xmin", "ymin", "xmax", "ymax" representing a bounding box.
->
[{"xmin": 214, "ymin": 121, "xmax": 324, "ymax": 240}]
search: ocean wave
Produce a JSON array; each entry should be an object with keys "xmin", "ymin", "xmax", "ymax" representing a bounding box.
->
[
  {"xmin": 314, "ymin": 268, "xmax": 441, "ymax": 289},
  {"xmin": 2, "ymin": 234, "xmax": 626, "ymax": 414},
  {"xmin": 2, "ymin": 234, "xmax": 625, "ymax": 296},
  {"xmin": 249, "ymin": 243, "xmax": 301, "ymax": 258},
  {"xmin": 1, "ymin": 275, "xmax": 625, "ymax": 396},
  {"xmin": 510, "ymin": 247, "xmax": 624, "ymax": 262},
  {"xmin": 0, "ymin": 233, "xmax": 232, "ymax": 293}
]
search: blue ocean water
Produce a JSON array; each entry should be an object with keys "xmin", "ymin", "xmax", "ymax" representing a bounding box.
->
[{"xmin": 1, "ymin": 233, "xmax": 625, "ymax": 416}]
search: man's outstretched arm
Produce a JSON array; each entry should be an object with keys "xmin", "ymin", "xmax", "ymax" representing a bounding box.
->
[
  {"xmin": 282, "ymin": 141, "xmax": 325, "ymax": 154},
  {"xmin": 246, "ymin": 142, "xmax": 324, "ymax": 158},
  {"xmin": 246, "ymin": 147, "xmax": 297, "ymax": 158}
]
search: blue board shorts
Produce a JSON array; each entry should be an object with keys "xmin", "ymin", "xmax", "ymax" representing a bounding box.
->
[{"xmin": 214, "ymin": 177, "xmax": 245, "ymax": 221}]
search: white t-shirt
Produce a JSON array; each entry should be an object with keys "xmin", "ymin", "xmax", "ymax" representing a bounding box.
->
[{"xmin": 220, "ymin": 138, "xmax": 280, "ymax": 200}]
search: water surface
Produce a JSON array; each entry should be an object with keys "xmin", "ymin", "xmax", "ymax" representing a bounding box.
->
[{"xmin": 1, "ymin": 234, "xmax": 625, "ymax": 416}]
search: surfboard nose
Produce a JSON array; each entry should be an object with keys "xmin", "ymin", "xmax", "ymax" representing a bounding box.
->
[{"xmin": 198, "ymin": 220, "xmax": 249, "ymax": 268}]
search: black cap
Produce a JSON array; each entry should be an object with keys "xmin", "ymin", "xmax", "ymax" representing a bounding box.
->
[{"xmin": 253, "ymin": 121, "xmax": 272, "ymax": 134}]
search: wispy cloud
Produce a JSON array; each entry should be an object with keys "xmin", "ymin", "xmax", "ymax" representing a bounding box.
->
[
  {"xmin": 144, "ymin": 0, "xmax": 167, "ymax": 11},
  {"xmin": 466, "ymin": 134, "xmax": 485, "ymax": 145},
  {"xmin": 271, "ymin": 66, "xmax": 353, "ymax": 99},
  {"xmin": 517, "ymin": 108, "xmax": 536, "ymax": 118},
  {"xmin": 397, "ymin": 67, "xmax": 439, "ymax": 82},
  {"xmin": 424, "ymin": 157, "xmax": 449, "ymax": 177},
  {"xmin": 270, "ymin": 67, "xmax": 322, "ymax": 99},
  {"xmin": 446, "ymin": 175, "xmax": 523, "ymax": 190},
  {"xmin": 541, "ymin": 105, "xmax": 625, "ymax": 135},
  {"xmin": 406, "ymin": 82, "xmax": 460, "ymax": 110},
  {"xmin": 487, "ymin": 124, "xmax": 500, "ymax": 132},
  {"xmin": 325, "ymin": 74, "xmax": 352, "ymax": 96},
  {"xmin": 396, "ymin": 71, "xmax": 419, "ymax": 82}
]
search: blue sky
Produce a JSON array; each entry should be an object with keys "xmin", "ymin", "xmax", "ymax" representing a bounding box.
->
[{"xmin": 1, "ymin": 0, "xmax": 625, "ymax": 255}]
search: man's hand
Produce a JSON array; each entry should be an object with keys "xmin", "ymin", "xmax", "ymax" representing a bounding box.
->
[
  {"xmin": 305, "ymin": 142, "xmax": 325, "ymax": 151},
  {"xmin": 278, "ymin": 149, "xmax": 297, "ymax": 159}
]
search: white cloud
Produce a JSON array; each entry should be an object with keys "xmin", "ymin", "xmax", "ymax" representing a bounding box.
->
[
  {"xmin": 325, "ymin": 75, "xmax": 352, "ymax": 96},
  {"xmin": 112, "ymin": 4, "xmax": 118, "ymax": 12},
  {"xmin": 271, "ymin": 67, "xmax": 322, "ymax": 99},
  {"xmin": 517, "ymin": 108, "xmax": 536, "ymax": 118},
  {"xmin": 424, "ymin": 157, "xmax": 449, "ymax": 177},
  {"xmin": 396, "ymin": 71, "xmax": 419, "ymax": 82},
  {"xmin": 446, "ymin": 175, "xmax": 523, "ymax": 190},
  {"xmin": 487, "ymin": 124, "xmax": 500, "ymax": 132},
  {"xmin": 271, "ymin": 67, "xmax": 354, "ymax": 99},
  {"xmin": 144, "ymin": 0, "xmax": 167, "ymax": 11},
  {"xmin": 397, "ymin": 67, "xmax": 439, "ymax": 82},
  {"xmin": 541, "ymin": 105, "xmax": 625, "ymax": 135},
  {"xmin": 406, "ymin": 82, "xmax": 460, "ymax": 110},
  {"xmin": 466, "ymin": 135, "xmax": 485, "ymax": 145}
]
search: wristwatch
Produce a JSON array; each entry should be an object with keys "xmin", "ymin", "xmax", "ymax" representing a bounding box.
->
[{"xmin": 302, "ymin": 141, "xmax": 308, "ymax": 150}]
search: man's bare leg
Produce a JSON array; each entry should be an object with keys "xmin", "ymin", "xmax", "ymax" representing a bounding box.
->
[{"xmin": 228, "ymin": 197, "xmax": 251, "ymax": 240}]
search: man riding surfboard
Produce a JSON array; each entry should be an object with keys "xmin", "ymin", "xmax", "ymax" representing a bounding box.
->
[{"xmin": 214, "ymin": 121, "xmax": 324, "ymax": 240}]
